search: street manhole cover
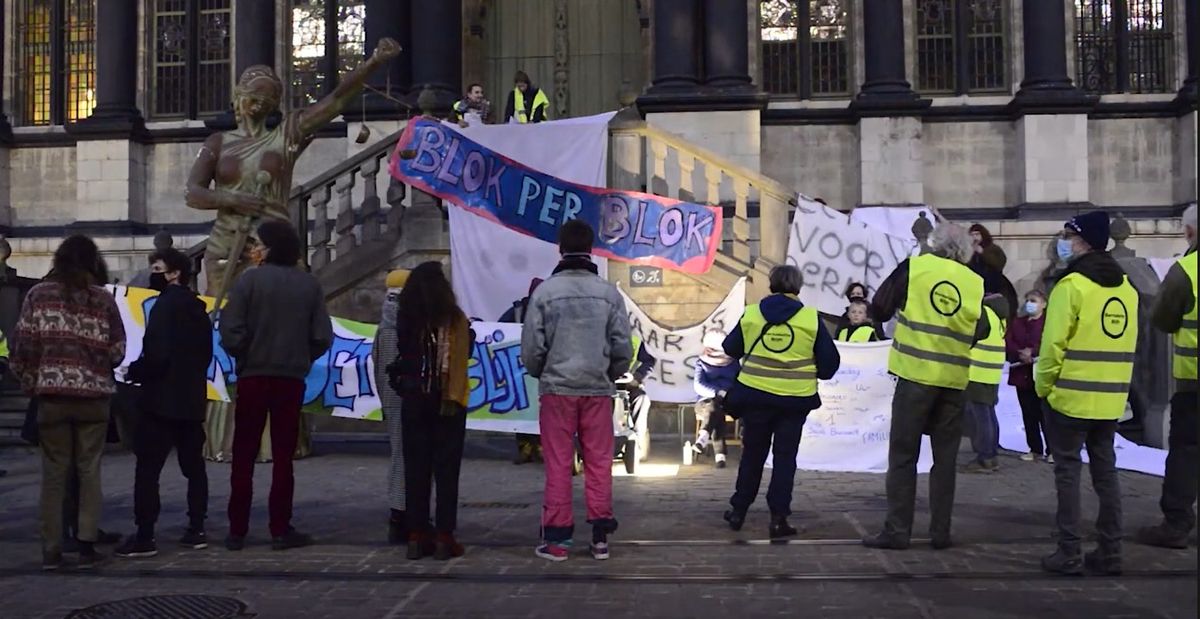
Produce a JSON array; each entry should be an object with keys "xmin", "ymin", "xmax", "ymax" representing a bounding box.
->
[{"xmin": 67, "ymin": 595, "xmax": 251, "ymax": 619}]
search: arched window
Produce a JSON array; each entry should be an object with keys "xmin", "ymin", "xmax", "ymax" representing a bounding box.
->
[
  {"xmin": 1075, "ymin": 0, "xmax": 1174, "ymax": 94},
  {"xmin": 760, "ymin": 0, "xmax": 852, "ymax": 98},
  {"xmin": 13, "ymin": 0, "xmax": 96, "ymax": 126},
  {"xmin": 150, "ymin": 0, "xmax": 233, "ymax": 120},
  {"xmin": 290, "ymin": 1, "xmax": 367, "ymax": 110},
  {"xmin": 914, "ymin": 0, "xmax": 1007, "ymax": 95}
]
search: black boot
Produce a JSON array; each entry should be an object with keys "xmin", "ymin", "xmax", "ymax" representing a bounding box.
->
[
  {"xmin": 769, "ymin": 515, "xmax": 798, "ymax": 539},
  {"xmin": 723, "ymin": 509, "xmax": 746, "ymax": 531},
  {"xmin": 388, "ymin": 510, "xmax": 407, "ymax": 545},
  {"xmin": 861, "ymin": 531, "xmax": 910, "ymax": 550}
]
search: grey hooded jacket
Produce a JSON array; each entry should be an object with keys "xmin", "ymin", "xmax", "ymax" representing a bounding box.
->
[{"xmin": 520, "ymin": 268, "xmax": 632, "ymax": 397}]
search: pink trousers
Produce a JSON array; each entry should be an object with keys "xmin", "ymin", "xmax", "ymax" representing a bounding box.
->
[{"xmin": 539, "ymin": 394, "xmax": 614, "ymax": 542}]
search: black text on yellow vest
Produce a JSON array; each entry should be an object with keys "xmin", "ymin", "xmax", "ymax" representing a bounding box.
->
[
  {"xmin": 968, "ymin": 306, "xmax": 1006, "ymax": 385},
  {"xmin": 736, "ymin": 303, "xmax": 820, "ymax": 397},
  {"xmin": 888, "ymin": 254, "xmax": 984, "ymax": 390},
  {"xmin": 1045, "ymin": 274, "xmax": 1139, "ymax": 420}
]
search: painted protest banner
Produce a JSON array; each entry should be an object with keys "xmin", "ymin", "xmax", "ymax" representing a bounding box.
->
[
  {"xmin": 390, "ymin": 117, "xmax": 723, "ymax": 274},
  {"xmin": 465, "ymin": 322, "xmax": 539, "ymax": 434},
  {"xmin": 786, "ymin": 197, "xmax": 917, "ymax": 317},
  {"xmin": 619, "ymin": 278, "xmax": 747, "ymax": 404},
  {"xmin": 767, "ymin": 341, "xmax": 934, "ymax": 473}
]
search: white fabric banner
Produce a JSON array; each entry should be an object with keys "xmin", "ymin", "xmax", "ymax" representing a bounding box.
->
[
  {"xmin": 767, "ymin": 341, "xmax": 933, "ymax": 473},
  {"xmin": 447, "ymin": 112, "xmax": 616, "ymax": 321},
  {"xmin": 849, "ymin": 205, "xmax": 938, "ymax": 243},
  {"xmin": 786, "ymin": 197, "xmax": 918, "ymax": 316},
  {"xmin": 620, "ymin": 278, "xmax": 747, "ymax": 404}
]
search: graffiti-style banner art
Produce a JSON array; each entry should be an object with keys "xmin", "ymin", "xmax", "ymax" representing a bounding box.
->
[{"xmin": 389, "ymin": 117, "xmax": 723, "ymax": 274}]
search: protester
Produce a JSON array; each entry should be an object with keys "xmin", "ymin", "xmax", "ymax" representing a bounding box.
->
[
  {"xmin": 961, "ymin": 294, "xmax": 1010, "ymax": 474},
  {"xmin": 0, "ymin": 331, "xmax": 7, "ymax": 478},
  {"xmin": 522, "ymin": 219, "xmax": 630, "ymax": 562},
  {"xmin": 11, "ymin": 235, "xmax": 126, "ymax": 570},
  {"xmin": 386, "ymin": 262, "xmax": 472, "ymax": 561},
  {"xmin": 501, "ymin": 278, "xmax": 545, "ymax": 465},
  {"xmin": 504, "ymin": 70, "xmax": 549, "ymax": 124},
  {"xmin": 454, "ymin": 82, "xmax": 492, "ymax": 127},
  {"xmin": 722, "ymin": 265, "xmax": 841, "ymax": 538},
  {"xmin": 220, "ymin": 220, "xmax": 333, "ymax": 551},
  {"xmin": 692, "ymin": 331, "xmax": 739, "ymax": 468},
  {"xmin": 969, "ymin": 223, "xmax": 1008, "ymax": 294},
  {"xmin": 1137, "ymin": 203, "xmax": 1197, "ymax": 550},
  {"xmin": 115, "ymin": 249, "xmax": 214, "ymax": 559},
  {"xmin": 836, "ymin": 299, "xmax": 882, "ymax": 342},
  {"xmin": 375, "ymin": 269, "xmax": 411, "ymax": 545},
  {"xmin": 1006, "ymin": 289, "xmax": 1050, "ymax": 463},
  {"xmin": 1036, "ymin": 211, "xmax": 1137, "ymax": 576},
  {"xmin": 862, "ymin": 224, "xmax": 989, "ymax": 551}
]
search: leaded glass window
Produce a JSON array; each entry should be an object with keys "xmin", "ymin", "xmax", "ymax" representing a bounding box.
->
[
  {"xmin": 914, "ymin": 0, "xmax": 1007, "ymax": 95},
  {"xmin": 14, "ymin": 0, "xmax": 96, "ymax": 126},
  {"xmin": 290, "ymin": 0, "xmax": 367, "ymax": 109},
  {"xmin": 1075, "ymin": 0, "xmax": 1174, "ymax": 94},
  {"xmin": 151, "ymin": 0, "xmax": 232, "ymax": 119},
  {"xmin": 760, "ymin": 0, "xmax": 851, "ymax": 98}
]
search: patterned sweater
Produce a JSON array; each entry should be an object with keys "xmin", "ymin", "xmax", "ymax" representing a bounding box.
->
[{"xmin": 10, "ymin": 281, "xmax": 126, "ymax": 398}]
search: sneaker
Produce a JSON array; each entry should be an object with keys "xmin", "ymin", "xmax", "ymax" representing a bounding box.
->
[
  {"xmin": 1084, "ymin": 549, "xmax": 1122, "ymax": 576},
  {"xmin": 768, "ymin": 517, "xmax": 798, "ymax": 539},
  {"xmin": 224, "ymin": 535, "xmax": 246, "ymax": 551},
  {"xmin": 960, "ymin": 460, "xmax": 995, "ymax": 474},
  {"xmin": 114, "ymin": 538, "xmax": 159, "ymax": 559},
  {"xmin": 694, "ymin": 430, "xmax": 710, "ymax": 452},
  {"xmin": 535, "ymin": 542, "xmax": 571, "ymax": 562},
  {"xmin": 179, "ymin": 529, "xmax": 208, "ymax": 550},
  {"xmin": 1041, "ymin": 549, "xmax": 1083, "ymax": 575},
  {"xmin": 714, "ymin": 453, "xmax": 727, "ymax": 469},
  {"xmin": 78, "ymin": 549, "xmax": 106, "ymax": 570},
  {"xmin": 1019, "ymin": 452, "xmax": 1037, "ymax": 462},
  {"xmin": 42, "ymin": 551, "xmax": 63, "ymax": 571},
  {"xmin": 1136, "ymin": 523, "xmax": 1190, "ymax": 549},
  {"xmin": 590, "ymin": 541, "xmax": 610, "ymax": 560},
  {"xmin": 271, "ymin": 528, "xmax": 314, "ymax": 551},
  {"xmin": 1045, "ymin": 454, "xmax": 1055, "ymax": 465},
  {"xmin": 723, "ymin": 509, "xmax": 746, "ymax": 532}
]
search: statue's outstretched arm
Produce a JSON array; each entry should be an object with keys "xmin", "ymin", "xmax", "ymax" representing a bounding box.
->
[{"xmin": 299, "ymin": 37, "xmax": 402, "ymax": 136}]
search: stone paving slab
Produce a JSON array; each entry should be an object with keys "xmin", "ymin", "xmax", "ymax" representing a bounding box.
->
[{"xmin": 0, "ymin": 435, "xmax": 1195, "ymax": 618}]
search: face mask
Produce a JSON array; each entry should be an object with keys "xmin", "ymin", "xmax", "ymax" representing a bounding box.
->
[
  {"xmin": 1056, "ymin": 238, "xmax": 1075, "ymax": 262},
  {"xmin": 1024, "ymin": 301, "xmax": 1040, "ymax": 315},
  {"xmin": 149, "ymin": 272, "xmax": 169, "ymax": 292}
]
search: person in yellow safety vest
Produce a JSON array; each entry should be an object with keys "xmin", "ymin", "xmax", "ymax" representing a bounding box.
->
[
  {"xmin": 627, "ymin": 332, "xmax": 657, "ymax": 384},
  {"xmin": 861, "ymin": 224, "xmax": 990, "ymax": 552},
  {"xmin": 720, "ymin": 265, "xmax": 841, "ymax": 539},
  {"xmin": 835, "ymin": 299, "xmax": 882, "ymax": 342},
  {"xmin": 961, "ymin": 294, "xmax": 1011, "ymax": 475},
  {"xmin": 1035, "ymin": 211, "xmax": 1138, "ymax": 576},
  {"xmin": 1137, "ymin": 203, "xmax": 1198, "ymax": 550},
  {"xmin": 504, "ymin": 70, "xmax": 549, "ymax": 124}
]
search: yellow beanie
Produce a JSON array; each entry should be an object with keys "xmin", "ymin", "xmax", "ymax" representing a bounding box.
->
[{"xmin": 385, "ymin": 269, "xmax": 411, "ymax": 288}]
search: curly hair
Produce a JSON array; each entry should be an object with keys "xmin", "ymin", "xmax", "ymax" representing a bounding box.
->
[{"xmin": 51, "ymin": 235, "xmax": 107, "ymax": 290}]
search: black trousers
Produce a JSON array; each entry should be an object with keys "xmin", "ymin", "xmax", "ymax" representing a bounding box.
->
[
  {"xmin": 1043, "ymin": 403, "xmax": 1121, "ymax": 555},
  {"xmin": 1015, "ymin": 386, "xmax": 1046, "ymax": 456},
  {"xmin": 883, "ymin": 378, "xmax": 964, "ymax": 541},
  {"xmin": 730, "ymin": 406, "xmax": 807, "ymax": 516},
  {"xmin": 133, "ymin": 414, "xmax": 208, "ymax": 537},
  {"xmin": 1161, "ymin": 391, "xmax": 1198, "ymax": 532},
  {"xmin": 402, "ymin": 397, "xmax": 468, "ymax": 534}
]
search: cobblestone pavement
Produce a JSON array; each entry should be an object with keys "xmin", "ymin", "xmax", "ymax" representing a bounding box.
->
[{"xmin": 0, "ymin": 433, "xmax": 1195, "ymax": 618}]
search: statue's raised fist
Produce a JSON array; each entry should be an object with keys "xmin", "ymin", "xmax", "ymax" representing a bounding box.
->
[{"xmin": 373, "ymin": 37, "xmax": 402, "ymax": 61}]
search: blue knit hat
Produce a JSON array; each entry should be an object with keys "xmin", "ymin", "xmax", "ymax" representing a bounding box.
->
[{"xmin": 1065, "ymin": 211, "xmax": 1110, "ymax": 252}]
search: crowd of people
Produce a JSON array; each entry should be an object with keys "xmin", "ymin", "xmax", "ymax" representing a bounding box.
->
[{"xmin": 3, "ymin": 202, "xmax": 1194, "ymax": 573}]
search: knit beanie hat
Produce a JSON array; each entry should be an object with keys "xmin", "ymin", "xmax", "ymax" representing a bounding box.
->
[{"xmin": 1065, "ymin": 211, "xmax": 1111, "ymax": 252}]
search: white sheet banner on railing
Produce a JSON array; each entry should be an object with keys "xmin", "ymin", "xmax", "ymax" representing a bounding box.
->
[
  {"xmin": 447, "ymin": 112, "xmax": 615, "ymax": 322},
  {"xmin": 786, "ymin": 197, "xmax": 918, "ymax": 316}
]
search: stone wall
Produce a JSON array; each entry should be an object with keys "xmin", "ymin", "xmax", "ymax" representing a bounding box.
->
[
  {"xmin": 760, "ymin": 124, "xmax": 859, "ymax": 208},
  {"xmin": 8, "ymin": 145, "xmax": 79, "ymax": 225},
  {"xmin": 1088, "ymin": 117, "xmax": 1178, "ymax": 207},
  {"xmin": 922, "ymin": 121, "xmax": 1010, "ymax": 208}
]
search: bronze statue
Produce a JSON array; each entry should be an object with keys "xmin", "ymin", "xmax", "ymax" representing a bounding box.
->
[{"xmin": 186, "ymin": 38, "xmax": 402, "ymax": 462}]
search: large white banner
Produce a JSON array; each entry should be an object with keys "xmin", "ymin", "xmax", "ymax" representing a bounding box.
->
[
  {"xmin": 768, "ymin": 341, "xmax": 934, "ymax": 473},
  {"xmin": 849, "ymin": 205, "xmax": 938, "ymax": 243},
  {"xmin": 448, "ymin": 112, "xmax": 616, "ymax": 321},
  {"xmin": 621, "ymin": 278, "xmax": 747, "ymax": 404},
  {"xmin": 786, "ymin": 197, "xmax": 918, "ymax": 316}
]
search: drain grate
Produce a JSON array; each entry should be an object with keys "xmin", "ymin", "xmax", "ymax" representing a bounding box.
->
[
  {"xmin": 67, "ymin": 595, "xmax": 251, "ymax": 619},
  {"xmin": 460, "ymin": 501, "xmax": 531, "ymax": 509}
]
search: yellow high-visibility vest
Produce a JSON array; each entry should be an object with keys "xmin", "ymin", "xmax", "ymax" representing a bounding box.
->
[
  {"xmin": 888, "ymin": 254, "xmax": 984, "ymax": 390},
  {"xmin": 0, "ymin": 329, "xmax": 8, "ymax": 359},
  {"xmin": 1036, "ymin": 272, "xmax": 1139, "ymax": 420},
  {"xmin": 837, "ymin": 325, "xmax": 875, "ymax": 342},
  {"xmin": 736, "ymin": 301, "xmax": 819, "ymax": 397},
  {"xmin": 1172, "ymin": 251, "xmax": 1197, "ymax": 382},
  {"xmin": 512, "ymin": 87, "xmax": 549, "ymax": 123},
  {"xmin": 968, "ymin": 306, "xmax": 1006, "ymax": 385},
  {"xmin": 630, "ymin": 333, "xmax": 642, "ymax": 373}
]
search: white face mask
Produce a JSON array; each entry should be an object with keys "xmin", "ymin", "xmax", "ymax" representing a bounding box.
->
[{"xmin": 1024, "ymin": 300, "xmax": 1041, "ymax": 315}]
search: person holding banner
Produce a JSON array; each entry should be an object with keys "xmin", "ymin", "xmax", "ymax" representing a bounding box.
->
[
  {"xmin": 1035, "ymin": 211, "xmax": 1137, "ymax": 576},
  {"xmin": 522, "ymin": 220, "xmax": 631, "ymax": 562},
  {"xmin": 504, "ymin": 70, "xmax": 549, "ymax": 124},
  {"xmin": 722, "ymin": 265, "xmax": 840, "ymax": 539},
  {"xmin": 862, "ymin": 224, "xmax": 989, "ymax": 551}
]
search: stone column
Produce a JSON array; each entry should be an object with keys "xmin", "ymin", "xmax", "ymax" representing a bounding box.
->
[
  {"xmin": 1178, "ymin": 0, "xmax": 1199, "ymax": 205},
  {"xmin": 645, "ymin": 0, "xmax": 701, "ymax": 93},
  {"xmin": 207, "ymin": 2, "xmax": 276, "ymax": 130},
  {"xmin": 410, "ymin": 0, "xmax": 462, "ymax": 113},
  {"xmin": 702, "ymin": 0, "xmax": 752, "ymax": 91},
  {"xmin": 0, "ymin": 3, "xmax": 12, "ymax": 230},
  {"xmin": 345, "ymin": 0, "xmax": 413, "ymax": 154},
  {"xmin": 1180, "ymin": 0, "xmax": 1199, "ymax": 103},
  {"xmin": 1011, "ymin": 0, "xmax": 1089, "ymax": 107},
  {"xmin": 854, "ymin": 0, "xmax": 922, "ymax": 109},
  {"xmin": 67, "ymin": 0, "xmax": 147, "ymax": 228}
]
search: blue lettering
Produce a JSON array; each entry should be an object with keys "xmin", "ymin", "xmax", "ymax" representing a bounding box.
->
[
  {"xmin": 468, "ymin": 341, "xmax": 530, "ymax": 415},
  {"xmin": 303, "ymin": 333, "xmax": 371, "ymax": 411},
  {"xmin": 539, "ymin": 186, "xmax": 565, "ymax": 225},
  {"xmin": 517, "ymin": 176, "xmax": 541, "ymax": 216},
  {"xmin": 411, "ymin": 127, "xmax": 446, "ymax": 173}
]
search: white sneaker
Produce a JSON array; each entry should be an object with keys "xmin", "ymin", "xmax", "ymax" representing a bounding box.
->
[
  {"xmin": 1019, "ymin": 452, "xmax": 1036, "ymax": 462},
  {"xmin": 590, "ymin": 541, "xmax": 610, "ymax": 560},
  {"xmin": 693, "ymin": 430, "xmax": 710, "ymax": 452},
  {"xmin": 1045, "ymin": 454, "xmax": 1055, "ymax": 464}
]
